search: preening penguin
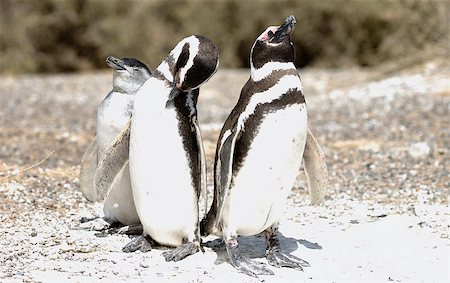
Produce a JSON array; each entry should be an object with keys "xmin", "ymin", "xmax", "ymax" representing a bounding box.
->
[
  {"xmin": 95, "ymin": 35, "xmax": 219, "ymax": 261},
  {"xmin": 79, "ymin": 56, "xmax": 151, "ymax": 227},
  {"xmin": 201, "ymin": 16, "xmax": 327, "ymax": 277}
]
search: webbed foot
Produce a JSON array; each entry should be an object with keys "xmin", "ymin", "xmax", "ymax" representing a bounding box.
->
[
  {"xmin": 163, "ymin": 242, "xmax": 200, "ymax": 262},
  {"xmin": 122, "ymin": 235, "xmax": 153, "ymax": 253},
  {"xmin": 266, "ymin": 249, "xmax": 310, "ymax": 271},
  {"xmin": 226, "ymin": 237, "xmax": 274, "ymax": 277}
]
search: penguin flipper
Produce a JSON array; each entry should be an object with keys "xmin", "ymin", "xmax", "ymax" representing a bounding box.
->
[
  {"xmin": 80, "ymin": 139, "xmax": 100, "ymax": 202},
  {"xmin": 303, "ymin": 128, "xmax": 327, "ymax": 205},
  {"xmin": 215, "ymin": 127, "xmax": 240, "ymax": 224},
  {"xmin": 192, "ymin": 117, "xmax": 208, "ymax": 214},
  {"xmin": 94, "ymin": 119, "xmax": 131, "ymax": 201}
]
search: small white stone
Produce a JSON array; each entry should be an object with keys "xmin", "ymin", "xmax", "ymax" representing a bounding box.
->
[{"xmin": 408, "ymin": 142, "xmax": 431, "ymax": 158}]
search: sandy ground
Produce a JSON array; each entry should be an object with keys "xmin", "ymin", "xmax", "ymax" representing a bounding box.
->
[{"xmin": 0, "ymin": 60, "xmax": 449, "ymax": 282}]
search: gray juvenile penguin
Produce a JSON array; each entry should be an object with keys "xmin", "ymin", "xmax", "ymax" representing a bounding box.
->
[
  {"xmin": 201, "ymin": 16, "xmax": 327, "ymax": 277},
  {"xmin": 79, "ymin": 56, "xmax": 151, "ymax": 227},
  {"xmin": 94, "ymin": 35, "xmax": 219, "ymax": 261}
]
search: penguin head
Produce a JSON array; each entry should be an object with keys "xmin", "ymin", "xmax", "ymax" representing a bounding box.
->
[
  {"xmin": 250, "ymin": 15, "xmax": 296, "ymax": 69},
  {"xmin": 107, "ymin": 56, "xmax": 152, "ymax": 93},
  {"xmin": 157, "ymin": 35, "xmax": 219, "ymax": 99}
]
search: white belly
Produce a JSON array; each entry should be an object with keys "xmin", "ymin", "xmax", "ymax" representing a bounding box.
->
[
  {"xmin": 96, "ymin": 92, "xmax": 138, "ymax": 224},
  {"xmin": 223, "ymin": 104, "xmax": 307, "ymax": 236},
  {"xmin": 129, "ymin": 83, "xmax": 198, "ymax": 246}
]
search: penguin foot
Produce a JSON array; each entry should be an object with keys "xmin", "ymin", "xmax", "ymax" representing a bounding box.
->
[
  {"xmin": 122, "ymin": 235, "xmax": 153, "ymax": 253},
  {"xmin": 266, "ymin": 249, "xmax": 310, "ymax": 271},
  {"xmin": 117, "ymin": 224, "xmax": 144, "ymax": 235},
  {"xmin": 163, "ymin": 242, "xmax": 200, "ymax": 262},
  {"xmin": 233, "ymin": 256, "xmax": 274, "ymax": 277},
  {"xmin": 226, "ymin": 238, "xmax": 274, "ymax": 277}
]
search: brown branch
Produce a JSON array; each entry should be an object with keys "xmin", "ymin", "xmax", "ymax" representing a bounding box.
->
[{"xmin": 0, "ymin": 150, "xmax": 55, "ymax": 182}]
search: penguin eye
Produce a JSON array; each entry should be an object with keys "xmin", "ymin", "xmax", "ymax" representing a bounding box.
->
[{"xmin": 268, "ymin": 31, "xmax": 274, "ymax": 38}]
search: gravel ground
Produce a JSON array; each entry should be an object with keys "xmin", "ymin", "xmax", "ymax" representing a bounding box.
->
[{"xmin": 0, "ymin": 59, "xmax": 449, "ymax": 282}]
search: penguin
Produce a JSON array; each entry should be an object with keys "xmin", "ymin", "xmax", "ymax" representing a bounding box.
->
[
  {"xmin": 200, "ymin": 15, "xmax": 328, "ymax": 277},
  {"xmin": 94, "ymin": 35, "xmax": 219, "ymax": 261},
  {"xmin": 79, "ymin": 56, "xmax": 151, "ymax": 229}
]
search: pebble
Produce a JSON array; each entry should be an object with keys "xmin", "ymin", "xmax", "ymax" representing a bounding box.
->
[{"xmin": 408, "ymin": 142, "xmax": 431, "ymax": 158}]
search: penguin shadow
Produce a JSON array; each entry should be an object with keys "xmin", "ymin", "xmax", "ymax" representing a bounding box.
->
[{"xmin": 204, "ymin": 233, "xmax": 322, "ymax": 265}]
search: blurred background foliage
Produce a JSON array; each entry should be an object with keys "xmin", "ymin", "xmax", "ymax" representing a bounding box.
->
[{"xmin": 0, "ymin": 0, "xmax": 448, "ymax": 74}]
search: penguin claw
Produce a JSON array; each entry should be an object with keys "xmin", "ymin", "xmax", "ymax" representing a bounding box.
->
[
  {"xmin": 122, "ymin": 235, "xmax": 152, "ymax": 253},
  {"xmin": 266, "ymin": 250, "xmax": 310, "ymax": 271},
  {"xmin": 163, "ymin": 242, "xmax": 200, "ymax": 262}
]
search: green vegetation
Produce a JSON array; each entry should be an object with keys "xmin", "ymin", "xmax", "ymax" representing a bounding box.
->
[{"xmin": 0, "ymin": 0, "xmax": 448, "ymax": 74}]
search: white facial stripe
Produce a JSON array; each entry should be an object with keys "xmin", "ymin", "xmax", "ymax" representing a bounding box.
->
[
  {"xmin": 157, "ymin": 61, "xmax": 172, "ymax": 82},
  {"xmin": 251, "ymin": 61, "xmax": 296, "ymax": 82},
  {"xmin": 257, "ymin": 26, "xmax": 278, "ymax": 41},
  {"xmin": 237, "ymin": 75, "xmax": 302, "ymax": 130},
  {"xmin": 156, "ymin": 36, "xmax": 191, "ymax": 82},
  {"xmin": 178, "ymin": 36, "xmax": 200, "ymax": 85}
]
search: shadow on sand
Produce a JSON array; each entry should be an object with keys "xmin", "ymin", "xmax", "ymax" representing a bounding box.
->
[{"xmin": 204, "ymin": 233, "xmax": 322, "ymax": 265}]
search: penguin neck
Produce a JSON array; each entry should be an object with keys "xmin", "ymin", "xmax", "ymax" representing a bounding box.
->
[
  {"xmin": 133, "ymin": 77, "xmax": 173, "ymax": 117},
  {"xmin": 250, "ymin": 60, "xmax": 296, "ymax": 82},
  {"xmin": 112, "ymin": 74, "xmax": 140, "ymax": 94}
]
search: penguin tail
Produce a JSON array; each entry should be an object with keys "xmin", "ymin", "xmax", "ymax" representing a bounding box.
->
[
  {"xmin": 303, "ymin": 128, "xmax": 328, "ymax": 205},
  {"xmin": 200, "ymin": 212, "xmax": 214, "ymax": 236},
  {"xmin": 199, "ymin": 218, "xmax": 208, "ymax": 237},
  {"xmin": 200, "ymin": 203, "xmax": 220, "ymax": 236}
]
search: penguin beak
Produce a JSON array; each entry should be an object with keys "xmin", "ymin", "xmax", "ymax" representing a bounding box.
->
[
  {"xmin": 106, "ymin": 56, "xmax": 126, "ymax": 71},
  {"xmin": 268, "ymin": 15, "xmax": 296, "ymax": 44},
  {"xmin": 173, "ymin": 70, "xmax": 192, "ymax": 92}
]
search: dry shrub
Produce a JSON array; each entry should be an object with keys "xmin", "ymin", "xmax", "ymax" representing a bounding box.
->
[{"xmin": 0, "ymin": 0, "xmax": 448, "ymax": 73}]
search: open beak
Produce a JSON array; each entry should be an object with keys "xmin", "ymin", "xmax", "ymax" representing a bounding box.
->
[
  {"xmin": 268, "ymin": 15, "xmax": 296, "ymax": 44},
  {"xmin": 106, "ymin": 56, "xmax": 126, "ymax": 71}
]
